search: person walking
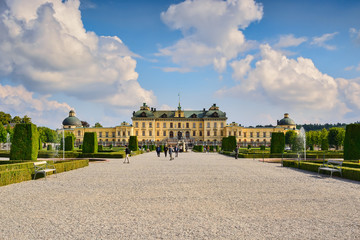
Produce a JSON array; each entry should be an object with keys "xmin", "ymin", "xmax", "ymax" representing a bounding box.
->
[
  {"xmin": 124, "ymin": 145, "xmax": 130, "ymax": 164},
  {"xmin": 235, "ymin": 145, "xmax": 239, "ymax": 159},
  {"xmin": 174, "ymin": 145, "xmax": 179, "ymax": 157},
  {"xmin": 169, "ymin": 145, "xmax": 174, "ymax": 160},
  {"xmin": 164, "ymin": 145, "xmax": 168, "ymax": 157},
  {"xmin": 156, "ymin": 145, "xmax": 161, "ymax": 157}
]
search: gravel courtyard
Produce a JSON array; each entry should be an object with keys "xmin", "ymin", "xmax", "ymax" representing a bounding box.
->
[{"xmin": 1, "ymin": 152, "xmax": 360, "ymax": 239}]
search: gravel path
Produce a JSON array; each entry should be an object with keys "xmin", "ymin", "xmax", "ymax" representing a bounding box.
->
[{"xmin": 1, "ymin": 152, "xmax": 360, "ymax": 239}]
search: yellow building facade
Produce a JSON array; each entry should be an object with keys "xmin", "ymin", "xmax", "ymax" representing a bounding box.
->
[{"xmin": 62, "ymin": 104, "xmax": 297, "ymax": 147}]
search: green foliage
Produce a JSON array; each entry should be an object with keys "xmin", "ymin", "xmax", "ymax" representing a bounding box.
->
[
  {"xmin": 160, "ymin": 145, "xmax": 164, "ymax": 152},
  {"xmin": 285, "ymin": 130, "xmax": 297, "ymax": 147},
  {"xmin": 0, "ymin": 169, "xmax": 32, "ymax": 186},
  {"xmin": 128, "ymin": 136, "xmax": 139, "ymax": 151},
  {"xmin": 270, "ymin": 132, "xmax": 285, "ymax": 154},
  {"xmin": 79, "ymin": 144, "xmax": 82, "ymax": 149},
  {"xmin": 82, "ymin": 132, "xmax": 98, "ymax": 153},
  {"xmin": 221, "ymin": 136, "xmax": 236, "ymax": 152},
  {"xmin": 344, "ymin": 124, "xmax": 360, "ymax": 161},
  {"xmin": 12, "ymin": 116, "xmax": 22, "ymax": 124},
  {"xmin": 260, "ymin": 145, "xmax": 266, "ymax": 150},
  {"xmin": 21, "ymin": 115, "xmax": 31, "ymax": 123},
  {"xmin": 47, "ymin": 145, "xmax": 53, "ymax": 151},
  {"xmin": 193, "ymin": 145, "xmax": 204, "ymax": 152},
  {"xmin": 65, "ymin": 136, "xmax": 74, "ymax": 151},
  {"xmin": 94, "ymin": 122, "xmax": 103, "ymax": 128},
  {"xmin": 38, "ymin": 127, "xmax": 57, "ymax": 143},
  {"xmin": 10, "ymin": 123, "xmax": 39, "ymax": 161},
  {"xmin": 247, "ymin": 144, "xmax": 251, "ymax": 149},
  {"xmin": 0, "ymin": 111, "xmax": 11, "ymax": 125},
  {"xmin": 98, "ymin": 145, "xmax": 103, "ymax": 151},
  {"xmin": 321, "ymin": 137, "xmax": 329, "ymax": 151},
  {"xmin": 328, "ymin": 127, "xmax": 345, "ymax": 149},
  {"xmin": 0, "ymin": 123, "xmax": 7, "ymax": 143},
  {"xmin": 6, "ymin": 125, "xmax": 13, "ymax": 141}
]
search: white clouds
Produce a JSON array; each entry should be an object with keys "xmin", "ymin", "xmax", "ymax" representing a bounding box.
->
[
  {"xmin": 350, "ymin": 28, "xmax": 360, "ymax": 43},
  {"xmin": 0, "ymin": 0, "xmax": 155, "ymax": 113},
  {"xmin": 274, "ymin": 34, "xmax": 307, "ymax": 49},
  {"xmin": 218, "ymin": 44, "xmax": 343, "ymax": 111},
  {"xmin": 230, "ymin": 54, "xmax": 254, "ymax": 81},
  {"xmin": 159, "ymin": 0, "xmax": 263, "ymax": 72},
  {"xmin": 0, "ymin": 84, "xmax": 71, "ymax": 128},
  {"xmin": 337, "ymin": 78, "xmax": 360, "ymax": 109},
  {"xmin": 311, "ymin": 32, "xmax": 338, "ymax": 50}
]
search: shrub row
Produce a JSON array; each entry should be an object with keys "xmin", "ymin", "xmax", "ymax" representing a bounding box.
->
[
  {"xmin": 193, "ymin": 145, "xmax": 204, "ymax": 152},
  {"xmin": 270, "ymin": 132, "xmax": 285, "ymax": 154},
  {"xmin": 282, "ymin": 160, "xmax": 360, "ymax": 181},
  {"xmin": 221, "ymin": 136, "xmax": 236, "ymax": 152}
]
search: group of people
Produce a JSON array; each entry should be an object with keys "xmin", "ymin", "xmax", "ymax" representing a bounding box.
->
[{"xmin": 156, "ymin": 145, "xmax": 179, "ymax": 160}]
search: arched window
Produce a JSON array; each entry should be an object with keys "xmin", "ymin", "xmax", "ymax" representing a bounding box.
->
[{"xmin": 170, "ymin": 131, "xmax": 174, "ymax": 138}]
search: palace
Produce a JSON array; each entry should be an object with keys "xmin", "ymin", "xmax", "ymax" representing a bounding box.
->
[{"xmin": 62, "ymin": 103, "xmax": 297, "ymax": 147}]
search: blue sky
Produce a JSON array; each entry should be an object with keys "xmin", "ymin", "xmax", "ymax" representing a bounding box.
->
[{"xmin": 0, "ymin": 0, "xmax": 359, "ymax": 128}]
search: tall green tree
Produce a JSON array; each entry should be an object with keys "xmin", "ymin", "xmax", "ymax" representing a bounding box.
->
[
  {"xmin": 328, "ymin": 127, "xmax": 345, "ymax": 150},
  {"xmin": 285, "ymin": 130, "xmax": 297, "ymax": 148},
  {"xmin": 22, "ymin": 115, "xmax": 31, "ymax": 123},
  {"xmin": 0, "ymin": 123, "xmax": 7, "ymax": 143},
  {"xmin": 0, "ymin": 111, "xmax": 11, "ymax": 125},
  {"xmin": 320, "ymin": 128, "xmax": 329, "ymax": 150},
  {"xmin": 11, "ymin": 116, "xmax": 22, "ymax": 123},
  {"xmin": 94, "ymin": 122, "xmax": 103, "ymax": 128}
]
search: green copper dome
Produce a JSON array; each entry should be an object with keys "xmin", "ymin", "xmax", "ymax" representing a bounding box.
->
[
  {"xmin": 278, "ymin": 113, "xmax": 295, "ymax": 126},
  {"xmin": 62, "ymin": 110, "xmax": 82, "ymax": 127}
]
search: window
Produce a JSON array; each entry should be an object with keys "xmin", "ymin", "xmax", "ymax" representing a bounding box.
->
[
  {"xmin": 214, "ymin": 131, "xmax": 217, "ymax": 136},
  {"xmin": 163, "ymin": 131, "xmax": 166, "ymax": 136},
  {"xmin": 142, "ymin": 122, "xmax": 145, "ymax": 128},
  {"xmin": 193, "ymin": 131, "xmax": 196, "ymax": 136},
  {"xmin": 193, "ymin": 123, "xmax": 196, "ymax": 128},
  {"xmin": 170, "ymin": 123, "xmax": 173, "ymax": 128},
  {"xmin": 135, "ymin": 122, "xmax": 138, "ymax": 128},
  {"xmin": 199, "ymin": 123, "xmax": 202, "ymax": 128},
  {"xmin": 239, "ymin": 131, "xmax": 242, "ymax": 136},
  {"xmin": 250, "ymin": 132, "xmax": 253, "ymax": 137},
  {"xmin": 186, "ymin": 123, "xmax": 189, "ymax": 128},
  {"xmin": 123, "ymin": 131, "xmax": 126, "ymax": 136},
  {"xmin": 99, "ymin": 132, "xmax": 102, "ymax": 137},
  {"xmin": 112, "ymin": 132, "xmax": 115, "ymax": 137},
  {"xmin": 199, "ymin": 131, "xmax": 202, "ymax": 136},
  {"xmin": 142, "ymin": 131, "xmax": 145, "ymax": 136},
  {"xmin": 221, "ymin": 123, "xmax": 224, "ymax": 128},
  {"xmin": 106, "ymin": 132, "xmax": 109, "ymax": 137},
  {"xmin": 78, "ymin": 131, "xmax": 81, "ymax": 136},
  {"xmin": 149, "ymin": 122, "xmax": 152, "ymax": 128},
  {"xmin": 207, "ymin": 122, "xmax": 210, "ymax": 128},
  {"xmin": 229, "ymin": 131, "xmax": 231, "ymax": 136},
  {"xmin": 233, "ymin": 131, "xmax": 236, "ymax": 136},
  {"xmin": 221, "ymin": 131, "xmax": 223, "ymax": 136},
  {"xmin": 163, "ymin": 123, "xmax": 166, "ymax": 128},
  {"xmin": 136, "ymin": 131, "xmax": 138, "ymax": 136},
  {"xmin": 157, "ymin": 123, "xmax": 159, "ymax": 128},
  {"xmin": 149, "ymin": 131, "xmax": 152, "ymax": 136},
  {"xmin": 178, "ymin": 122, "xmax": 181, "ymax": 128},
  {"xmin": 207, "ymin": 131, "xmax": 210, "ymax": 136},
  {"xmin": 127, "ymin": 131, "xmax": 130, "ymax": 136},
  {"xmin": 118, "ymin": 131, "xmax": 120, "ymax": 136},
  {"xmin": 214, "ymin": 122, "xmax": 217, "ymax": 128},
  {"xmin": 257, "ymin": 132, "xmax": 260, "ymax": 138},
  {"xmin": 263, "ymin": 132, "xmax": 266, "ymax": 138},
  {"xmin": 157, "ymin": 131, "xmax": 159, "ymax": 136},
  {"xmin": 244, "ymin": 132, "xmax": 247, "ymax": 137}
]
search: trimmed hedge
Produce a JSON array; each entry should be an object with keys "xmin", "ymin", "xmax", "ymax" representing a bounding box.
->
[
  {"xmin": 129, "ymin": 136, "xmax": 139, "ymax": 151},
  {"xmin": 10, "ymin": 123, "xmax": 39, "ymax": 161},
  {"xmin": 98, "ymin": 145, "xmax": 103, "ymax": 151},
  {"xmin": 65, "ymin": 136, "xmax": 74, "ymax": 151},
  {"xmin": 82, "ymin": 132, "xmax": 98, "ymax": 153},
  {"xmin": 193, "ymin": 145, "xmax": 204, "ymax": 152},
  {"xmin": 0, "ymin": 169, "xmax": 32, "ymax": 186},
  {"xmin": 344, "ymin": 124, "xmax": 360, "ymax": 161},
  {"xmin": 270, "ymin": 132, "xmax": 285, "ymax": 154},
  {"xmin": 221, "ymin": 136, "xmax": 236, "ymax": 152}
]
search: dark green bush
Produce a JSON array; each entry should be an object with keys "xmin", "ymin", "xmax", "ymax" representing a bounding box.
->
[
  {"xmin": 260, "ymin": 145, "xmax": 266, "ymax": 150},
  {"xmin": 79, "ymin": 144, "xmax": 82, "ymax": 149},
  {"xmin": 128, "ymin": 136, "xmax": 139, "ymax": 151},
  {"xmin": 47, "ymin": 145, "xmax": 53, "ymax": 151},
  {"xmin": 82, "ymin": 132, "xmax": 98, "ymax": 153},
  {"xmin": 344, "ymin": 124, "xmax": 360, "ymax": 161},
  {"xmin": 247, "ymin": 144, "xmax": 251, "ymax": 149},
  {"xmin": 321, "ymin": 138, "xmax": 329, "ymax": 151},
  {"xmin": 270, "ymin": 132, "xmax": 285, "ymax": 154},
  {"xmin": 98, "ymin": 145, "xmax": 103, "ymax": 151},
  {"xmin": 10, "ymin": 123, "xmax": 39, "ymax": 161},
  {"xmin": 65, "ymin": 136, "xmax": 74, "ymax": 151},
  {"xmin": 221, "ymin": 136, "xmax": 236, "ymax": 152}
]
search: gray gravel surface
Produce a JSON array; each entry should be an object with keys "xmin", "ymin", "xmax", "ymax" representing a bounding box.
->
[{"xmin": 1, "ymin": 152, "xmax": 360, "ymax": 240}]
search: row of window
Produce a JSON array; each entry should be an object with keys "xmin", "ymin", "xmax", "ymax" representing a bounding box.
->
[
  {"xmin": 134, "ymin": 122, "xmax": 225, "ymax": 129},
  {"xmin": 77, "ymin": 131, "xmax": 131, "ymax": 137},
  {"xmin": 228, "ymin": 131, "xmax": 272, "ymax": 138}
]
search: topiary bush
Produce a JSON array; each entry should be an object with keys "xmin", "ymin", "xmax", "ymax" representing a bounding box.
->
[
  {"xmin": 82, "ymin": 132, "xmax": 98, "ymax": 153},
  {"xmin": 270, "ymin": 132, "xmax": 285, "ymax": 154},
  {"xmin": 10, "ymin": 123, "xmax": 39, "ymax": 161},
  {"xmin": 344, "ymin": 124, "xmax": 360, "ymax": 161},
  {"xmin": 65, "ymin": 135, "xmax": 74, "ymax": 151},
  {"xmin": 128, "ymin": 136, "xmax": 139, "ymax": 151},
  {"xmin": 98, "ymin": 145, "xmax": 103, "ymax": 151}
]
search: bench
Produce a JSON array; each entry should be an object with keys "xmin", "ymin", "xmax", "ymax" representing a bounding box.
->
[
  {"xmin": 33, "ymin": 161, "xmax": 57, "ymax": 180},
  {"xmin": 318, "ymin": 160, "xmax": 342, "ymax": 177}
]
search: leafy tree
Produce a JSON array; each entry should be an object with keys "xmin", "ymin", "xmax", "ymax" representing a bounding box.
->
[
  {"xmin": 328, "ymin": 127, "xmax": 345, "ymax": 150},
  {"xmin": 285, "ymin": 130, "xmax": 297, "ymax": 148},
  {"xmin": 320, "ymin": 128, "xmax": 329, "ymax": 150},
  {"xmin": 81, "ymin": 121, "xmax": 90, "ymax": 128},
  {"xmin": 0, "ymin": 111, "xmax": 11, "ymax": 125},
  {"xmin": 38, "ymin": 127, "xmax": 57, "ymax": 143},
  {"xmin": 22, "ymin": 115, "xmax": 31, "ymax": 123},
  {"xmin": 11, "ymin": 116, "xmax": 22, "ymax": 123},
  {"xmin": 0, "ymin": 123, "xmax": 7, "ymax": 143},
  {"xmin": 94, "ymin": 122, "xmax": 103, "ymax": 128}
]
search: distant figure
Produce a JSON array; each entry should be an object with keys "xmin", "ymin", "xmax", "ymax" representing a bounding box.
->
[
  {"xmin": 164, "ymin": 146, "xmax": 168, "ymax": 157},
  {"xmin": 174, "ymin": 145, "xmax": 179, "ymax": 157},
  {"xmin": 185, "ymin": 145, "xmax": 188, "ymax": 152},
  {"xmin": 235, "ymin": 146, "xmax": 239, "ymax": 159},
  {"xmin": 124, "ymin": 145, "xmax": 130, "ymax": 164},
  {"xmin": 156, "ymin": 146, "xmax": 161, "ymax": 157},
  {"xmin": 169, "ymin": 145, "xmax": 174, "ymax": 160},
  {"xmin": 207, "ymin": 146, "xmax": 210, "ymax": 153}
]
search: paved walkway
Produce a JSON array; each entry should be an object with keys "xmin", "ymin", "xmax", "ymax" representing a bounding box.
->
[{"xmin": 1, "ymin": 152, "xmax": 360, "ymax": 239}]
